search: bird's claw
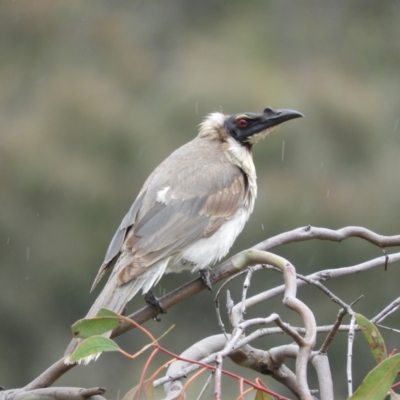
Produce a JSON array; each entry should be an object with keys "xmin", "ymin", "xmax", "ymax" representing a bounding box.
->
[
  {"xmin": 145, "ymin": 290, "xmax": 167, "ymax": 318},
  {"xmin": 200, "ymin": 268, "xmax": 212, "ymax": 291}
]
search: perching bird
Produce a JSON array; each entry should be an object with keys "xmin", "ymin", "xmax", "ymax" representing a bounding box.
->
[{"xmin": 64, "ymin": 106, "xmax": 303, "ymax": 364}]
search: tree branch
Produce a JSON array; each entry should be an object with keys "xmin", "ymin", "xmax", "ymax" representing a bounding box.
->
[{"xmin": 10, "ymin": 226, "xmax": 400, "ymax": 398}]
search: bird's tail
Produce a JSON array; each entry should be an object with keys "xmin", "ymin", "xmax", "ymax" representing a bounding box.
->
[
  {"xmin": 63, "ymin": 269, "xmax": 145, "ymax": 365},
  {"xmin": 64, "ymin": 257, "xmax": 170, "ymax": 365}
]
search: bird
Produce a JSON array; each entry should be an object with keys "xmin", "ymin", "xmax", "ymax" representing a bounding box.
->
[{"xmin": 64, "ymin": 106, "xmax": 303, "ymax": 364}]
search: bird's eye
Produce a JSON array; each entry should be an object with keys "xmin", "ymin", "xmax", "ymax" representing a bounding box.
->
[{"xmin": 237, "ymin": 118, "xmax": 248, "ymax": 128}]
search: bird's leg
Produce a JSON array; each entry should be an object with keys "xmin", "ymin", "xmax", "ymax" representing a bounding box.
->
[
  {"xmin": 144, "ymin": 290, "xmax": 167, "ymax": 318},
  {"xmin": 199, "ymin": 268, "xmax": 212, "ymax": 291}
]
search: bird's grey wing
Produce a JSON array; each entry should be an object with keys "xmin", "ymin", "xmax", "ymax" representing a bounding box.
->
[
  {"xmin": 116, "ymin": 161, "xmax": 247, "ymax": 285},
  {"xmin": 92, "ymin": 137, "xmax": 248, "ymax": 289},
  {"xmin": 90, "ymin": 189, "xmax": 148, "ymax": 291}
]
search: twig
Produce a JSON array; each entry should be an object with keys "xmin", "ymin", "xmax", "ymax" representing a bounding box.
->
[
  {"xmin": 179, "ymin": 367, "xmax": 207, "ymax": 400},
  {"xmin": 319, "ymin": 308, "xmax": 347, "ymax": 355},
  {"xmin": 347, "ymin": 314, "xmax": 356, "ymax": 397},
  {"xmin": 376, "ymin": 324, "xmax": 400, "ymax": 334},
  {"xmin": 165, "ymin": 249, "xmax": 317, "ymax": 399},
  {"xmin": 240, "ymin": 266, "xmax": 258, "ymax": 318},
  {"xmin": 371, "ymin": 296, "xmax": 400, "ymax": 324},
  {"xmin": 230, "ymin": 250, "xmax": 316, "ymax": 399},
  {"xmin": 319, "ymin": 296, "xmax": 362, "ymax": 354},
  {"xmin": 214, "ymin": 354, "xmax": 222, "ymax": 400},
  {"xmin": 0, "ymin": 386, "xmax": 107, "ymax": 400},
  {"xmin": 296, "ymin": 273, "xmax": 362, "ymax": 311},
  {"xmin": 230, "ymin": 252, "xmax": 400, "ymax": 329},
  {"xmin": 196, "ymin": 371, "xmax": 214, "ymax": 400},
  {"xmin": 213, "ymin": 265, "xmax": 264, "ymax": 337},
  {"xmin": 255, "ymin": 225, "xmax": 400, "ymax": 250}
]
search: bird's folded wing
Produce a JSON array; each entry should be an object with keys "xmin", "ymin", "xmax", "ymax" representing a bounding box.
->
[
  {"xmin": 116, "ymin": 163, "xmax": 247, "ymax": 284},
  {"xmin": 92, "ymin": 139, "xmax": 248, "ymax": 288}
]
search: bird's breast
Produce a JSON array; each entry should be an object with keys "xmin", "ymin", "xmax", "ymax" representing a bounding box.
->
[{"xmin": 167, "ymin": 188, "xmax": 256, "ymax": 274}]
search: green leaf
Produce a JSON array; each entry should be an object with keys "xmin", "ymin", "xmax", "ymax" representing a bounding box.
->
[
  {"xmin": 254, "ymin": 389, "xmax": 273, "ymax": 400},
  {"xmin": 71, "ymin": 310, "xmax": 124, "ymax": 338},
  {"xmin": 96, "ymin": 307, "xmax": 122, "ymax": 317},
  {"xmin": 355, "ymin": 313, "xmax": 387, "ymax": 363},
  {"xmin": 69, "ymin": 336, "xmax": 120, "ymax": 363},
  {"xmin": 254, "ymin": 379, "xmax": 273, "ymax": 400},
  {"xmin": 349, "ymin": 353, "xmax": 400, "ymax": 400}
]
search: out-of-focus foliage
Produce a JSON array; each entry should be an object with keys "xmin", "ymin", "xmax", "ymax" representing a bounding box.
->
[
  {"xmin": 349, "ymin": 353, "xmax": 400, "ymax": 400},
  {"xmin": 1, "ymin": 1, "xmax": 400, "ymax": 398}
]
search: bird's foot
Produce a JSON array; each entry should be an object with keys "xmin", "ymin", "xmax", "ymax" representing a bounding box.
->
[
  {"xmin": 200, "ymin": 268, "xmax": 212, "ymax": 291},
  {"xmin": 145, "ymin": 290, "xmax": 167, "ymax": 320}
]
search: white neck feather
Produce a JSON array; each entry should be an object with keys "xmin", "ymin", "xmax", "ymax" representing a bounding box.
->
[
  {"xmin": 198, "ymin": 112, "xmax": 226, "ymax": 137},
  {"xmin": 198, "ymin": 112, "xmax": 258, "ymax": 210},
  {"xmin": 226, "ymin": 136, "xmax": 257, "ymax": 210}
]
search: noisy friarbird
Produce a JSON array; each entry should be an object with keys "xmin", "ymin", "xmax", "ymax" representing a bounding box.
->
[{"xmin": 64, "ymin": 106, "xmax": 303, "ymax": 364}]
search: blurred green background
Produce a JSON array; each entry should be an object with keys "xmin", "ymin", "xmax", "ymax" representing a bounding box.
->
[{"xmin": 1, "ymin": 1, "xmax": 400, "ymax": 398}]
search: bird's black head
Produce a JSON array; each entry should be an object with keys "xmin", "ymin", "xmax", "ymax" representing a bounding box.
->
[{"xmin": 225, "ymin": 107, "xmax": 303, "ymax": 146}]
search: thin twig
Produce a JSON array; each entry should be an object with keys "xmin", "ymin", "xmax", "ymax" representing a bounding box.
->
[
  {"xmin": 319, "ymin": 308, "xmax": 347, "ymax": 354},
  {"xmin": 214, "ymin": 270, "xmax": 248, "ymax": 338},
  {"xmin": 214, "ymin": 354, "xmax": 222, "ymax": 400},
  {"xmin": 179, "ymin": 367, "xmax": 207, "ymax": 400},
  {"xmin": 376, "ymin": 324, "xmax": 400, "ymax": 334},
  {"xmin": 240, "ymin": 266, "xmax": 258, "ymax": 318},
  {"xmin": 214, "ymin": 265, "xmax": 265, "ymax": 337},
  {"xmin": 347, "ymin": 315, "xmax": 356, "ymax": 397},
  {"xmin": 319, "ymin": 296, "xmax": 363, "ymax": 354},
  {"xmin": 371, "ymin": 296, "xmax": 400, "ymax": 324},
  {"xmin": 296, "ymin": 273, "xmax": 362, "ymax": 312},
  {"xmin": 196, "ymin": 371, "xmax": 214, "ymax": 400}
]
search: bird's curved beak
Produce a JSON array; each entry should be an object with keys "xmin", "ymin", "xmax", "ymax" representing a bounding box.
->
[
  {"xmin": 244, "ymin": 107, "xmax": 303, "ymax": 145},
  {"xmin": 260, "ymin": 107, "xmax": 304, "ymax": 129}
]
